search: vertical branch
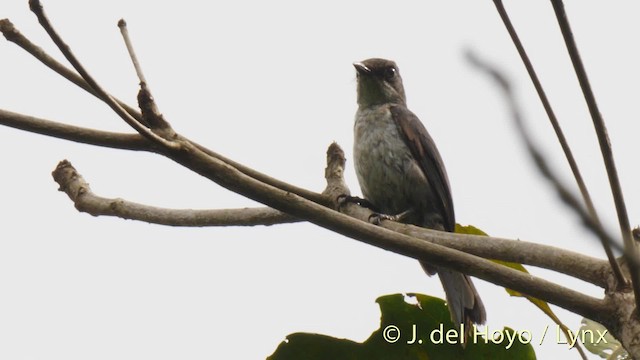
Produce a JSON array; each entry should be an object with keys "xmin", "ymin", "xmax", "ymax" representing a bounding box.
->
[
  {"xmin": 492, "ymin": 0, "xmax": 626, "ymax": 288},
  {"xmin": 550, "ymin": 0, "xmax": 640, "ymax": 310}
]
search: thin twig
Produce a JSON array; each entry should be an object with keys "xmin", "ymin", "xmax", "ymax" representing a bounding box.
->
[
  {"xmin": 549, "ymin": 0, "xmax": 640, "ymax": 313},
  {"xmin": 28, "ymin": 0, "xmax": 179, "ymax": 149},
  {"xmin": 492, "ymin": 0, "xmax": 626, "ymax": 290},
  {"xmin": 117, "ymin": 19, "xmax": 171, "ymax": 130},
  {"xmin": 118, "ymin": 19, "xmax": 146, "ymax": 84}
]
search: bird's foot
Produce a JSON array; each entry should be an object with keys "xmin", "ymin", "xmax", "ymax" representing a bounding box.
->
[
  {"xmin": 368, "ymin": 209, "xmax": 414, "ymax": 225},
  {"xmin": 336, "ymin": 195, "xmax": 377, "ymax": 210}
]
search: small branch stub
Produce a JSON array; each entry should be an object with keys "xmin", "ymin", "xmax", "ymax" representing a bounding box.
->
[{"xmin": 52, "ymin": 160, "xmax": 88, "ymax": 204}]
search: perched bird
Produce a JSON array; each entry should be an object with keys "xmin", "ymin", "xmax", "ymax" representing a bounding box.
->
[{"xmin": 352, "ymin": 58, "xmax": 486, "ymax": 329}]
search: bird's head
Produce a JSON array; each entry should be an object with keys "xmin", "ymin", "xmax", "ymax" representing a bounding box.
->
[{"xmin": 354, "ymin": 58, "xmax": 406, "ymax": 107}]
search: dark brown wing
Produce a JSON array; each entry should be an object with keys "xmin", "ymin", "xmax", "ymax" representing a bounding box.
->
[{"xmin": 389, "ymin": 104, "xmax": 455, "ymax": 232}]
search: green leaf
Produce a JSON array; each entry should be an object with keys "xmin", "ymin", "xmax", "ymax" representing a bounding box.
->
[{"xmin": 269, "ymin": 293, "xmax": 536, "ymax": 360}]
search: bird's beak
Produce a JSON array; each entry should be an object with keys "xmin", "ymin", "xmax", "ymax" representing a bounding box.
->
[{"xmin": 353, "ymin": 62, "xmax": 371, "ymax": 75}]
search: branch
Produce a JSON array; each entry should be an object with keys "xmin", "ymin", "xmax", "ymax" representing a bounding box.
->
[
  {"xmin": 51, "ymin": 160, "xmax": 299, "ymax": 227},
  {"xmin": 492, "ymin": 0, "xmax": 626, "ymax": 289},
  {"xmin": 0, "ymin": 109, "xmax": 152, "ymax": 151},
  {"xmin": 0, "ymin": 18, "xmax": 142, "ymax": 120},
  {"xmin": 550, "ymin": 0, "xmax": 640, "ymax": 313},
  {"xmin": 389, "ymin": 222, "xmax": 609, "ymax": 288},
  {"xmin": 47, "ymin": 143, "xmax": 349, "ymax": 228}
]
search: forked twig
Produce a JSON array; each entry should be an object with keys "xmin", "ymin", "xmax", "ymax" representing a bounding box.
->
[
  {"xmin": 0, "ymin": 18, "xmax": 327, "ymax": 206},
  {"xmin": 492, "ymin": 0, "xmax": 626, "ymax": 289},
  {"xmin": 0, "ymin": 18, "xmax": 142, "ymax": 121},
  {"xmin": 28, "ymin": 0, "xmax": 179, "ymax": 149}
]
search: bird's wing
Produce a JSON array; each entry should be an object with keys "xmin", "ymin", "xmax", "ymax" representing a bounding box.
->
[{"xmin": 389, "ymin": 104, "xmax": 455, "ymax": 231}]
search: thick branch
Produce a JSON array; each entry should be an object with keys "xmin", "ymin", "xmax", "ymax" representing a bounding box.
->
[
  {"xmin": 324, "ymin": 143, "xmax": 609, "ymax": 288},
  {"xmin": 390, "ymin": 222, "xmax": 608, "ymax": 288},
  {"xmin": 153, "ymin": 136, "xmax": 609, "ymax": 321}
]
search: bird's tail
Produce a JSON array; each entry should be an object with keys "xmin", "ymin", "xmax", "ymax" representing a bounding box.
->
[{"xmin": 421, "ymin": 262, "xmax": 486, "ymax": 332}]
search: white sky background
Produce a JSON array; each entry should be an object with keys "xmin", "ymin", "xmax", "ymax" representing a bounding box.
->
[{"xmin": 1, "ymin": 1, "xmax": 639, "ymax": 359}]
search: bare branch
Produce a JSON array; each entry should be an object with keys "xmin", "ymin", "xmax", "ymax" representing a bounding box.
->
[
  {"xmin": 0, "ymin": 18, "xmax": 140, "ymax": 120},
  {"xmin": 1, "ymin": 19, "xmax": 328, "ymax": 205},
  {"xmin": 44, "ymin": 142, "xmax": 392, "ymax": 228},
  {"xmin": 492, "ymin": 0, "xmax": 626, "ymax": 289},
  {"xmin": 0, "ymin": 109, "xmax": 150, "ymax": 151},
  {"xmin": 51, "ymin": 160, "xmax": 299, "ymax": 227},
  {"xmin": 550, "ymin": 0, "xmax": 640, "ymax": 312},
  {"xmin": 392, "ymin": 222, "xmax": 609, "ymax": 289}
]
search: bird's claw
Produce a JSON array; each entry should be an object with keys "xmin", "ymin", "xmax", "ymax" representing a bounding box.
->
[
  {"xmin": 368, "ymin": 212, "xmax": 398, "ymax": 225},
  {"xmin": 368, "ymin": 209, "xmax": 413, "ymax": 225}
]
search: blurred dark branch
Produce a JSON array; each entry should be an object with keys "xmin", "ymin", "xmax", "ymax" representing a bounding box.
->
[
  {"xmin": 466, "ymin": 49, "xmax": 632, "ymax": 277},
  {"xmin": 550, "ymin": 0, "xmax": 640, "ymax": 312},
  {"xmin": 492, "ymin": 0, "xmax": 626, "ymax": 289}
]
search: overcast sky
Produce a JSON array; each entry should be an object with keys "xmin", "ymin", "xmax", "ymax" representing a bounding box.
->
[{"xmin": 1, "ymin": 1, "xmax": 639, "ymax": 359}]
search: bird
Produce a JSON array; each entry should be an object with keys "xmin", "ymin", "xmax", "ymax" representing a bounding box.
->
[{"xmin": 352, "ymin": 58, "xmax": 486, "ymax": 330}]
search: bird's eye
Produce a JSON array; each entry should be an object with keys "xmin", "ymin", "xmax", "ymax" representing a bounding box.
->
[{"xmin": 384, "ymin": 67, "xmax": 397, "ymax": 80}]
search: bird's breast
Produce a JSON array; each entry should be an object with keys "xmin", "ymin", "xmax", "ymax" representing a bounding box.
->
[{"xmin": 353, "ymin": 105, "xmax": 431, "ymax": 218}]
